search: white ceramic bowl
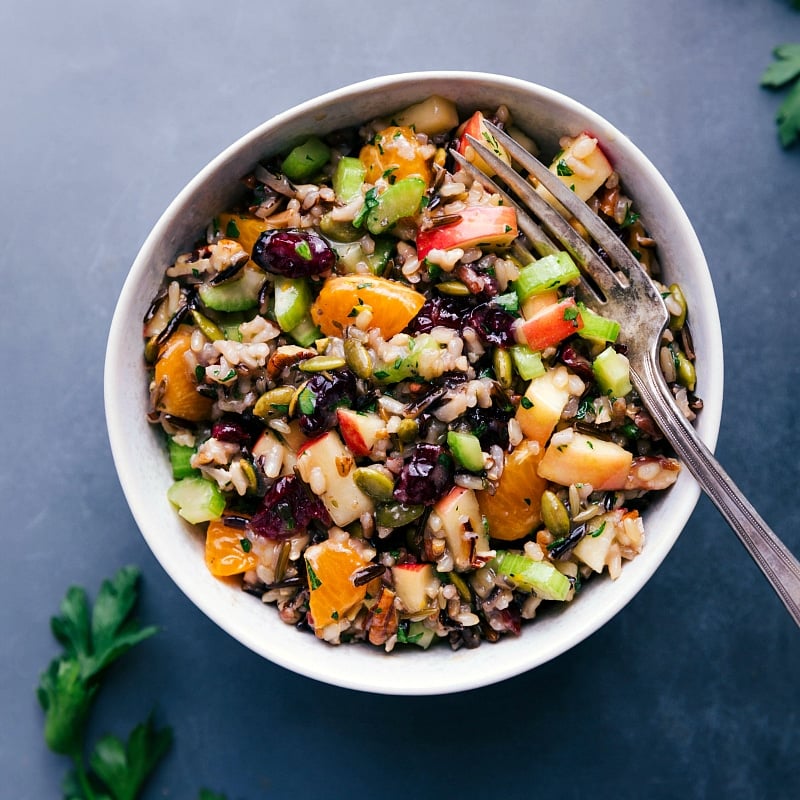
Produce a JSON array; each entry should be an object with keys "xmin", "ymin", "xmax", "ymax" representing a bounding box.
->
[{"xmin": 105, "ymin": 71, "xmax": 722, "ymax": 695}]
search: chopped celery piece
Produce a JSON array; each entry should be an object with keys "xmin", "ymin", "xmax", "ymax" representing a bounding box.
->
[
  {"xmin": 447, "ymin": 431, "xmax": 485, "ymax": 472},
  {"xmin": 334, "ymin": 238, "xmax": 394, "ymax": 275},
  {"xmin": 366, "ymin": 177, "xmax": 427, "ymax": 235},
  {"xmin": 168, "ymin": 438, "xmax": 198, "ymax": 479},
  {"xmin": 372, "ymin": 333, "xmax": 443, "ymax": 383},
  {"xmin": 167, "ymin": 477, "xmax": 225, "ymax": 524},
  {"xmin": 593, "ymin": 346, "xmax": 632, "ymax": 398},
  {"xmin": 405, "ymin": 620, "xmax": 436, "ymax": 649},
  {"xmin": 287, "ymin": 315, "xmax": 322, "ymax": 347},
  {"xmin": 577, "ymin": 303, "xmax": 620, "ymax": 343},
  {"xmin": 510, "ymin": 344, "xmax": 546, "ymax": 380},
  {"xmin": 491, "ymin": 551, "xmax": 571, "ymax": 601},
  {"xmin": 274, "ymin": 276, "xmax": 313, "ymax": 332},
  {"xmin": 514, "ymin": 252, "xmax": 580, "ymax": 301},
  {"xmin": 281, "ymin": 136, "xmax": 331, "ymax": 182},
  {"xmin": 198, "ymin": 268, "xmax": 264, "ymax": 312},
  {"xmin": 492, "ymin": 291, "xmax": 520, "ymax": 313},
  {"xmin": 333, "ymin": 156, "xmax": 366, "ymax": 204}
]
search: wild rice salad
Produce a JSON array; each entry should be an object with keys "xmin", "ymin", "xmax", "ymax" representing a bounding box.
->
[{"xmin": 144, "ymin": 96, "xmax": 701, "ymax": 651}]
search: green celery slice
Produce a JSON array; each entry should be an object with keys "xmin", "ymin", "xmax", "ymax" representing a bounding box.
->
[
  {"xmin": 167, "ymin": 477, "xmax": 225, "ymax": 524},
  {"xmin": 491, "ymin": 550, "xmax": 571, "ymax": 601},
  {"xmin": 366, "ymin": 177, "xmax": 427, "ymax": 235},
  {"xmin": 577, "ymin": 303, "xmax": 620, "ymax": 343},
  {"xmin": 281, "ymin": 136, "xmax": 331, "ymax": 182},
  {"xmin": 333, "ymin": 156, "xmax": 366, "ymax": 204},
  {"xmin": 593, "ymin": 346, "xmax": 632, "ymax": 398},
  {"xmin": 514, "ymin": 252, "xmax": 580, "ymax": 301},
  {"xmin": 274, "ymin": 276, "xmax": 313, "ymax": 332},
  {"xmin": 168, "ymin": 438, "xmax": 198, "ymax": 479},
  {"xmin": 510, "ymin": 344, "xmax": 546, "ymax": 380}
]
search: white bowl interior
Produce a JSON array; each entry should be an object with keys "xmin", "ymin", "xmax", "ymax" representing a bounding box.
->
[{"xmin": 105, "ymin": 72, "xmax": 723, "ymax": 695}]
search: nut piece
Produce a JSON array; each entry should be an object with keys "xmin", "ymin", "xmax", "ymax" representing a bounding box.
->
[{"xmin": 266, "ymin": 345, "xmax": 316, "ymax": 379}]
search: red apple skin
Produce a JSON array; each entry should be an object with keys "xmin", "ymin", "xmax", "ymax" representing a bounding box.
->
[
  {"xmin": 517, "ymin": 297, "xmax": 584, "ymax": 351},
  {"xmin": 336, "ymin": 408, "xmax": 383, "ymax": 458},
  {"xmin": 416, "ymin": 205, "xmax": 518, "ymax": 260}
]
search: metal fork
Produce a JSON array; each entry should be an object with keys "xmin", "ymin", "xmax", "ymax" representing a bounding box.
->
[{"xmin": 460, "ymin": 122, "xmax": 800, "ymax": 626}]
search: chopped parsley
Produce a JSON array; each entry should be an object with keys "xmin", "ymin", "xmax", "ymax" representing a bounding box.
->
[
  {"xmin": 620, "ymin": 207, "xmax": 640, "ymax": 228},
  {"xmin": 353, "ymin": 188, "xmax": 379, "ymax": 228},
  {"xmin": 240, "ymin": 538, "xmax": 251, "ymax": 553},
  {"xmin": 563, "ymin": 305, "xmax": 580, "ymax": 322},
  {"xmin": 295, "ymin": 240, "xmax": 313, "ymax": 260},
  {"xmin": 306, "ymin": 562, "xmax": 322, "ymax": 590},
  {"xmin": 521, "ymin": 396, "xmax": 534, "ymax": 409},
  {"xmin": 225, "ymin": 218, "xmax": 240, "ymax": 238},
  {"xmin": 590, "ymin": 521, "xmax": 607, "ymax": 538},
  {"xmin": 556, "ymin": 159, "xmax": 574, "ymax": 176}
]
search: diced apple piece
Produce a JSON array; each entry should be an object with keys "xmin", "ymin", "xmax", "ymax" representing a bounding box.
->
[
  {"xmin": 535, "ymin": 133, "xmax": 614, "ymax": 215},
  {"xmin": 537, "ymin": 429, "xmax": 633, "ymax": 490},
  {"xmin": 391, "ymin": 563, "xmax": 441, "ymax": 614},
  {"xmin": 416, "ymin": 205, "xmax": 518, "ymax": 261},
  {"xmin": 516, "ymin": 296, "xmax": 584, "ymax": 352},
  {"xmin": 457, "ymin": 110, "xmax": 512, "ymax": 176},
  {"xmin": 430, "ymin": 486, "xmax": 490, "ymax": 572},
  {"xmin": 392, "ymin": 95, "xmax": 459, "ymax": 136},
  {"xmin": 573, "ymin": 512, "xmax": 619, "ymax": 573},
  {"xmin": 335, "ymin": 407, "xmax": 385, "ymax": 458},
  {"xmin": 295, "ymin": 431, "xmax": 374, "ymax": 527},
  {"xmin": 251, "ymin": 430, "xmax": 287, "ymax": 479},
  {"xmin": 515, "ymin": 368, "xmax": 571, "ymax": 449}
]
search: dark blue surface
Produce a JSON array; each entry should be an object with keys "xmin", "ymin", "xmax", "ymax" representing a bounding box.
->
[{"xmin": 2, "ymin": 1, "xmax": 799, "ymax": 798}]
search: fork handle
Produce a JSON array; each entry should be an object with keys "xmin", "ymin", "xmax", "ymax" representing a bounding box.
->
[{"xmin": 633, "ymin": 359, "xmax": 800, "ymax": 627}]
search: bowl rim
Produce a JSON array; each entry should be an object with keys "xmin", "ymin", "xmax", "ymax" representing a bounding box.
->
[{"xmin": 105, "ymin": 70, "xmax": 723, "ymax": 694}]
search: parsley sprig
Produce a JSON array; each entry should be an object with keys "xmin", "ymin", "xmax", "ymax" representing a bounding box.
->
[
  {"xmin": 37, "ymin": 566, "xmax": 170, "ymax": 800},
  {"xmin": 761, "ymin": 3, "xmax": 800, "ymax": 148}
]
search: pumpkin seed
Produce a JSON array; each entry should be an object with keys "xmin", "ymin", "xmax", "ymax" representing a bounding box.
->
[
  {"xmin": 396, "ymin": 418, "xmax": 419, "ymax": 444},
  {"xmin": 299, "ymin": 355, "xmax": 347, "ymax": 372},
  {"xmin": 353, "ymin": 467, "xmax": 395, "ymax": 502},
  {"xmin": 344, "ymin": 338, "xmax": 373, "ymax": 379},
  {"xmin": 435, "ymin": 280, "xmax": 471, "ymax": 296},
  {"xmin": 239, "ymin": 458, "xmax": 259, "ymax": 492},
  {"xmin": 253, "ymin": 385, "xmax": 296, "ymax": 419},
  {"xmin": 667, "ymin": 284, "xmax": 687, "ymax": 331},
  {"xmin": 541, "ymin": 490, "xmax": 570, "ymax": 538},
  {"xmin": 190, "ymin": 309, "xmax": 224, "ymax": 342},
  {"xmin": 375, "ymin": 502, "xmax": 425, "ymax": 528},
  {"xmin": 144, "ymin": 334, "xmax": 160, "ymax": 364},
  {"xmin": 492, "ymin": 347, "xmax": 513, "ymax": 389},
  {"xmin": 675, "ymin": 349, "xmax": 696, "ymax": 391}
]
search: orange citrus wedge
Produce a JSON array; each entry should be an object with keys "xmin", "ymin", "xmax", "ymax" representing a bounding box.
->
[
  {"xmin": 360, "ymin": 125, "xmax": 433, "ymax": 185},
  {"xmin": 205, "ymin": 517, "xmax": 258, "ymax": 577},
  {"xmin": 310, "ymin": 274, "xmax": 425, "ymax": 338},
  {"xmin": 217, "ymin": 213, "xmax": 272, "ymax": 257},
  {"xmin": 154, "ymin": 326, "xmax": 214, "ymax": 422},
  {"xmin": 477, "ymin": 439, "xmax": 547, "ymax": 541},
  {"xmin": 305, "ymin": 538, "xmax": 371, "ymax": 632}
]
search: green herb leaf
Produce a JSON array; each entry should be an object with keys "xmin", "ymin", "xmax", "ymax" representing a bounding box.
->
[
  {"xmin": 225, "ymin": 219, "xmax": 240, "ymax": 239},
  {"xmin": 556, "ymin": 159, "xmax": 574, "ymax": 176},
  {"xmin": 89, "ymin": 715, "xmax": 173, "ymax": 800},
  {"xmin": 761, "ymin": 42, "xmax": 800, "ymax": 147}
]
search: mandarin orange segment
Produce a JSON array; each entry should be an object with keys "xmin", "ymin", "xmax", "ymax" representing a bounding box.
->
[
  {"xmin": 359, "ymin": 125, "xmax": 433, "ymax": 186},
  {"xmin": 204, "ymin": 517, "xmax": 258, "ymax": 577},
  {"xmin": 305, "ymin": 538, "xmax": 371, "ymax": 631},
  {"xmin": 309, "ymin": 274, "xmax": 426, "ymax": 338},
  {"xmin": 477, "ymin": 439, "xmax": 548, "ymax": 541},
  {"xmin": 154, "ymin": 326, "xmax": 214, "ymax": 422},
  {"xmin": 217, "ymin": 213, "xmax": 272, "ymax": 257}
]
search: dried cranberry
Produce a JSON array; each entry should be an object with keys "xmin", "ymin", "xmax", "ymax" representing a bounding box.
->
[
  {"xmin": 408, "ymin": 295, "xmax": 472, "ymax": 334},
  {"xmin": 558, "ymin": 343, "xmax": 594, "ymax": 381},
  {"xmin": 464, "ymin": 403, "xmax": 512, "ymax": 450},
  {"xmin": 250, "ymin": 475, "xmax": 330, "ymax": 539},
  {"xmin": 251, "ymin": 228, "xmax": 335, "ymax": 277},
  {"xmin": 465, "ymin": 303, "xmax": 517, "ymax": 347},
  {"xmin": 298, "ymin": 369, "xmax": 357, "ymax": 435},
  {"xmin": 211, "ymin": 418, "xmax": 253, "ymax": 446},
  {"xmin": 394, "ymin": 443, "xmax": 453, "ymax": 506},
  {"xmin": 495, "ymin": 603, "xmax": 522, "ymax": 636}
]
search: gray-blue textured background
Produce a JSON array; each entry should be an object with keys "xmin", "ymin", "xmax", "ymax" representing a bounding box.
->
[{"xmin": 1, "ymin": 1, "xmax": 798, "ymax": 797}]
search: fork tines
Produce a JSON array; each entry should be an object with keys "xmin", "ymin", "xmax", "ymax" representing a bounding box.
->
[{"xmin": 459, "ymin": 122, "xmax": 659, "ymax": 305}]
